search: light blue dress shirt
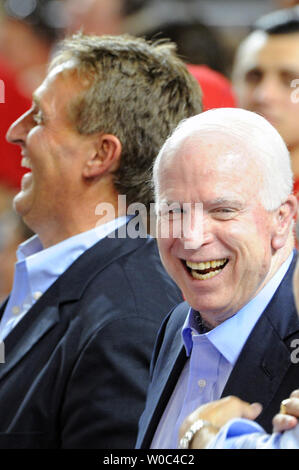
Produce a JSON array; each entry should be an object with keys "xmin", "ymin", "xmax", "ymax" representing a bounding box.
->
[
  {"xmin": 151, "ymin": 252, "xmax": 294, "ymax": 449},
  {"xmin": 208, "ymin": 418, "xmax": 299, "ymax": 449},
  {"xmin": 0, "ymin": 216, "xmax": 130, "ymax": 341}
]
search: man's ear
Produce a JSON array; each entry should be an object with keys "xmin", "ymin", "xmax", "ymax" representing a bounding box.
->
[
  {"xmin": 271, "ymin": 195, "xmax": 298, "ymax": 250},
  {"xmin": 83, "ymin": 134, "xmax": 122, "ymax": 179}
]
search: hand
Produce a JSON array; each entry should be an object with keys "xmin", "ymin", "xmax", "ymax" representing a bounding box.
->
[
  {"xmin": 272, "ymin": 389, "xmax": 299, "ymax": 432},
  {"xmin": 179, "ymin": 396, "xmax": 262, "ymax": 449}
]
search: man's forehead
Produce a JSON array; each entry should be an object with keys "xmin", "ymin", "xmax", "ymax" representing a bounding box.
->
[
  {"xmin": 33, "ymin": 59, "xmax": 84, "ymax": 104},
  {"xmin": 234, "ymin": 31, "xmax": 268, "ymax": 77},
  {"xmin": 161, "ymin": 133, "xmax": 251, "ymax": 173},
  {"xmin": 48, "ymin": 58, "xmax": 79, "ymax": 79},
  {"xmin": 256, "ymin": 33, "xmax": 299, "ymax": 73},
  {"xmin": 239, "ymin": 32, "xmax": 299, "ymax": 71}
]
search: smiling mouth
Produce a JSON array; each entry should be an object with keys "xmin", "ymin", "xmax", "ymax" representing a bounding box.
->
[
  {"xmin": 21, "ymin": 157, "xmax": 32, "ymax": 170},
  {"xmin": 185, "ymin": 258, "xmax": 229, "ymax": 280}
]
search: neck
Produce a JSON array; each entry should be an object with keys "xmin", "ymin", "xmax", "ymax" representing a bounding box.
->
[
  {"xmin": 201, "ymin": 237, "xmax": 294, "ymax": 330},
  {"xmin": 36, "ymin": 186, "xmax": 124, "ymax": 249}
]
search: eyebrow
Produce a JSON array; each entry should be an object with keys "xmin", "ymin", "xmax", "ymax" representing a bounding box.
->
[
  {"xmin": 208, "ymin": 198, "xmax": 245, "ymax": 209},
  {"xmin": 31, "ymin": 92, "xmax": 47, "ymax": 117},
  {"xmin": 158, "ymin": 198, "xmax": 244, "ymax": 207},
  {"xmin": 32, "ymin": 93, "xmax": 45, "ymax": 113}
]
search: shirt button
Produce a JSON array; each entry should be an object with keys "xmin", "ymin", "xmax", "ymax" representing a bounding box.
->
[
  {"xmin": 198, "ymin": 379, "xmax": 207, "ymax": 388},
  {"xmin": 33, "ymin": 291, "xmax": 42, "ymax": 301},
  {"xmin": 12, "ymin": 306, "xmax": 20, "ymax": 315}
]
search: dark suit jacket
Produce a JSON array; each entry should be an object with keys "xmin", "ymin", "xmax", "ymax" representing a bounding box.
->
[
  {"xmin": 136, "ymin": 253, "xmax": 299, "ymax": 448},
  {"xmin": 0, "ymin": 232, "xmax": 182, "ymax": 449}
]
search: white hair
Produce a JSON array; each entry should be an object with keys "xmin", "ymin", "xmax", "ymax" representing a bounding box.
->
[{"xmin": 153, "ymin": 107, "xmax": 293, "ymax": 211}]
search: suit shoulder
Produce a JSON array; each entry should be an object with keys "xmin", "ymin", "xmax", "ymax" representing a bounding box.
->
[
  {"xmin": 154, "ymin": 300, "xmax": 189, "ymax": 347},
  {"xmin": 62, "ymin": 237, "xmax": 182, "ymax": 341}
]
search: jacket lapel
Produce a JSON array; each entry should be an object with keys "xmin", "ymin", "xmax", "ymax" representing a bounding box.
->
[
  {"xmin": 50, "ymin": 229, "xmax": 150, "ymax": 303},
  {"xmin": 0, "ymin": 300, "xmax": 60, "ymax": 382},
  {"xmin": 138, "ymin": 304, "xmax": 188, "ymax": 448},
  {"xmin": 0, "ymin": 232, "xmax": 149, "ymax": 382}
]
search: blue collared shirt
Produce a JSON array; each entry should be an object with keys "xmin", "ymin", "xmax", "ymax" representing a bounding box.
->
[
  {"xmin": 0, "ymin": 216, "xmax": 130, "ymax": 341},
  {"xmin": 151, "ymin": 252, "xmax": 294, "ymax": 449},
  {"xmin": 208, "ymin": 418, "xmax": 299, "ymax": 449}
]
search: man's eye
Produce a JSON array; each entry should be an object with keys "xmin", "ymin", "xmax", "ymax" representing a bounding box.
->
[
  {"xmin": 212, "ymin": 208, "xmax": 236, "ymax": 219},
  {"xmin": 245, "ymin": 69, "xmax": 262, "ymax": 85},
  {"xmin": 33, "ymin": 110, "xmax": 44, "ymax": 125}
]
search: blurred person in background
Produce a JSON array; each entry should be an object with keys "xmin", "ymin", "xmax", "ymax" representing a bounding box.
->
[
  {"xmin": 186, "ymin": 64, "xmax": 237, "ymax": 111},
  {"xmin": 134, "ymin": 11, "xmax": 236, "ymax": 110},
  {"xmin": 0, "ymin": 211, "xmax": 33, "ymax": 303},
  {"xmin": 0, "ymin": 0, "xmax": 64, "ymax": 97},
  {"xmin": 139, "ymin": 14, "xmax": 236, "ymax": 111},
  {"xmin": 143, "ymin": 19, "xmax": 230, "ymax": 77},
  {"xmin": 232, "ymin": 6, "xmax": 299, "ymax": 198},
  {"xmin": 64, "ymin": 0, "xmax": 148, "ymax": 36}
]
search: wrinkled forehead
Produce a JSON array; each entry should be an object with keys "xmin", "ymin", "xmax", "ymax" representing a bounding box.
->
[
  {"xmin": 158, "ymin": 131, "xmax": 256, "ymax": 182},
  {"xmin": 155, "ymin": 131, "xmax": 265, "ymax": 206},
  {"xmin": 36, "ymin": 59, "xmax": 81, "ymax": 96}
]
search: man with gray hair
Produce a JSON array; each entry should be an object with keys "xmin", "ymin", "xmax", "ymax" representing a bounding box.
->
[
  {"xmin": 0, "ymin": 33, "xmax": 202, "ymax": 449},
  {"xmin": 136, "ymin": 107, "xmax": 298, "ymax": 449}
]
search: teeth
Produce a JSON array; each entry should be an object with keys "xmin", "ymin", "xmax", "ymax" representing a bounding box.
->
[
  {"xmin": 21, "ymin": 157, "xmax": 32, "ymax": 169},
  {"xmin": 186, "ymin": 259, "xmax": 227, "ymax": 270},
  {"xmin": 191, "ymin": 269, "xmax": 222, "ymax": 281}
]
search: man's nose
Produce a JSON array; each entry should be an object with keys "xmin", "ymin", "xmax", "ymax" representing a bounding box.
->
[
  {"xmin": 6, "ymin": 109, "xmax": 32, "ymax": 145},
  {"xmin": 181, "ymin": 212, "xmax": 214, "ymax": 250}
]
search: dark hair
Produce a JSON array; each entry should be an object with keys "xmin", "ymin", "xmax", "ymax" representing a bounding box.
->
[
  {"xmin": 144, "ymin": 20, "xmax": 230, "ymax": 76},
  {"xmin": 121, "ymin": 0, "xmax": 150, "ymax": 17},
  {"xmin": 51, "ymin": 33, "xmax": 202, "ymax": 208},
  {"xmin": 253, "ymin": 6, "xmax": 299, "ymax": 35}
]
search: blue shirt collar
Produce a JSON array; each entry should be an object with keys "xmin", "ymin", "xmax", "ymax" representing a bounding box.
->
[
  {"xmin": 16, "ymin": 216, "xmax": 130, "ymax": 301},
  {"xmin": 182, "ymin": 251, "xmax": 294, "ymax": 364}
]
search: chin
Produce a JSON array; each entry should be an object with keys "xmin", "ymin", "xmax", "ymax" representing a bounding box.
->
[
  {"xmin": 187, "ymin": 290, "xmax": 229, "ymax": 314},
  {"xmin": 13, "ymin": 192, "xmax": 32, "ymax": 219}
]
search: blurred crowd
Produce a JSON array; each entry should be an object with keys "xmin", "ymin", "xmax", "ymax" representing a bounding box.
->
[{"xmin": 0, "ymin": 0, "xmax": 298, "ymax": 300}]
